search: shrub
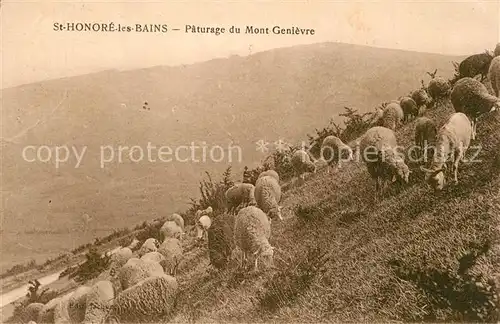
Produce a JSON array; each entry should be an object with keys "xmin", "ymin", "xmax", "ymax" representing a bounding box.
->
[
  {"xmin": 186, "ymin": 166, "xmax": 235, "ymax": 224},
  {"xmin": 69, "ymin": 246, "xmax": 110, "ymax": 283}
]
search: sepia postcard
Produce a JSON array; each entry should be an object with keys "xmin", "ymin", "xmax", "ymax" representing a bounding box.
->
[{"xmin": 1, "ymin": 0, "xmax": 500, "ymax": 322}]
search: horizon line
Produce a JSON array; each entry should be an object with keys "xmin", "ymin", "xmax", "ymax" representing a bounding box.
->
[{"xmin": 1, "ymin": 41, "xmax": 471, "ymax": 91}]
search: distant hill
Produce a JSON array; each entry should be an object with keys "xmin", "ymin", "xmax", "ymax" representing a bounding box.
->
[{"xmin": 0, "ymin": 42, "xmax": 461, "ymax": 268}]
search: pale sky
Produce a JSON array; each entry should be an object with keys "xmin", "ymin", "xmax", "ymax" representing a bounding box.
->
[{"xmin": 1, "ymin": 0, "xmax": 499, "ymax": 89}]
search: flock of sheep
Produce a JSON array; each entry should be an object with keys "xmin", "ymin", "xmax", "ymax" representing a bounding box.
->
[
  {"xmin": 16, "ymin": 43, "xmax": 500, "ymax": 324},
  {"xmin": 290, "ymin": 43, "xmax": 500, "ymax": 199}
]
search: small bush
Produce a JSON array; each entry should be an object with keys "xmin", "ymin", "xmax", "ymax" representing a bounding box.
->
[
  {"xmin": 69, "ymin": 246, "xmax": 110, "ymax": 283},
  {"xmin": 186, "ymin": 166, "xmax": 235, "ymax": 225}
]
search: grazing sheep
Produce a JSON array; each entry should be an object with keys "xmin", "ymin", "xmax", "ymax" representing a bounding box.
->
[
  {"xmin": 254, "ymin": 175, "xmax": 282, "ymax": 221},
  {"xmin": 117, "ymin": 258, "xmax": 164, "ymax": 291},
  {"xmin": 160, "ymin": 220, "xmax": 183, "ymax": 241},
  {"xmin": 320, "ymin": 135, "xmax": 354, "ymax": 172},
  {"xmin": 127, "ymin": 237, "xmax": 140, "ymax": 251},
  {"xmin": 68, "ymin": 286, "xmax": 91, "ymax": 323},
  {"xmin": 291, "ymin": 149, "xmax": 317, "ymax": 182},
  {"xmin": 234, "ymin": 206, "xmax": 274, "ymax": 271},
  {"xmin": 196, "ymin": 215, "xmax": 212, "ymax": 241},
  {"xmin": 21, "ymin": 302, "xmax": 44, "ymax": 323},
  {"xmin": 196, "ymin": 206, "xmax": 213, "ymax": 217},
  {"xmin": 381, "ymin": 102, "xmax": 404, "ymax": 130},
  {"xmin": 157, "ymin": 238, "xmax": 183, "ymax": 276},
  {"xmin": 359, "ymin": 126, "xmax": 411, "ymax": 200},
  {"xmin": 450, "ymin": 77, "xmax": 500, "ymax": 140},
  {"xmin": 420, "ymin": 112, "xmax": 472, "ymax": 191},
  {"xmin": 414, "ymin": 117, "xmax": 438, "ymax": 165},
  {"xmin": 257, "ymin": 169, "xmax": 280, "ymax": 182},
  {"xmin": 225, "ymin": 183, "xmax": 257, "ymax": 214},
  {"xmin": 427, "ymin": 77, "xmax": 451, "ymax": 106},
  {"xmin": 459, "ymin": 52, "xmax": 494, "ymax": 81},
  {"xmin": 370, "ymin": 107, "xmax": 385, "ymax": 126},
  {"xmin": 494, "ymin": 43, "xmax": 500, "ymax": 57},
  {"xmin": 83, "ymin": 280, "xmax": 115, "ymax": 324},
  {"xmin": 488, "ymin": 55, "xmax": 500, "ymax": 97},
  {"xmin": 140, "ymin": 251, "xmax": 166, "ymax": 264},
  {"xmin": 38, "ymin": 297, "xmax": 61, "ymax": 323},
  {"xmin": 164, "ymin": 213, "xmax": 185, "ymax": 232},
  {"xmin": 109, "ymin": 247, "xmax": 133, "ymax": 269},
  {"xmin": 400, "ymin": 97, "xmax": 419, "ymax": 122},
  {"xmin": 54, "ymin": 292, "xmax": 73, "ymax": 324},
  {"xmin": 411, "ymin": 88, "xmax": 431, "ymax": 109},
  {"xmin": 207, "ymin": 213, "xmax": 236, "ymax": 270},
  {"xmin": 137, "ymin": 238, "xmax": 160, "ymax": 257},
  {"xmin": 105, "ymin": 275, "xmax": 178, "ymax": 324}
]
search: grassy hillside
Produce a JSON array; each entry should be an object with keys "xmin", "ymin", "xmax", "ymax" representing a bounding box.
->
[
  {"xmin": 0, "ymin": 42, "xmax": 461, "ymax": 269},
  {"xmin": 166, "ymin": 88, "xmax": 500, "ymax": 322}
]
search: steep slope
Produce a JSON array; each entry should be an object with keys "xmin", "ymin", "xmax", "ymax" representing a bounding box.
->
[
  {"xmin": 169, "ymin": 101, "xmax": 500, "ymax": 321},
  {"xmin": 1, "ymin": 42, "xmax": 460, "ymax": 268}
]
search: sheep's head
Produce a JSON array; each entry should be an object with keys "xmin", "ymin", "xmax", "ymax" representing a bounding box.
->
[
  {"xmin": 195, "ymin": 223, "xmax": 204, "ymax": 239},
  {"xmin": 268, "ymin": 205, "xmax": 283, "ymax": 221},
  {"xmin": 306, "ymin": 161, "xmax": 317, "ymax": 173},
  {"xmin": 421, "ymin": 165, "xmax": 446, "ymax": 191},
  {"xmin": 256, "ymin": 245, "xmax": 274, "ymax": 269},
  {"xmin": 394, "ymin": 159, "xmax": 411, "ymax": 184}
]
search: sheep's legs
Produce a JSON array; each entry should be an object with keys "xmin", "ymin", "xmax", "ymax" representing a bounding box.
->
[
  {"xmin": 471, "ymin": 120, "xmax": 477, "ymax": 141},
  {"xmin": 452, "ymin": 149, "xmax": 464, "ymax": 184}
]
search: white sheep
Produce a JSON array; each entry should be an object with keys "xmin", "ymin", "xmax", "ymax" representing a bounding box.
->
[
  {"xmin": 369, "ymin": 106, "xmax": 385, "ymax": 126},
  {"xmin": 126, "ymin": 237, "xmax": 140, "ymax": 251},
  {"xmin": 494, "ymin": 43, "xmax": 500, "ymax": 57},
  {"xmin": 105, "ymin": 275, "xmax": 178, "ymax": 323},
  {"xmin": 320, "ymin": 135, "xmax": 353, "ymax": 173},
  {"xmin": 67, "ymin": 286, "xmax": 91, "ymax": 323},
  {"xmin": 38, "ymin": 297, "xmax": 61, "ymax": 323},
  {"xmin": 360, "ymin": 126, "xmax": 411, "ymax": 200},
  {"xmin": 381, "ymin": 102, "xmax": 404, "ymax": 130},
  {"xmin": 21, "ymin": 302, "xmax": 44, "ymax": 323},
  {"xmin": 420, "ymin": 112, "xmax": 472, "ymax": 191},
  {"xmin": 137, "ymin": 238, "xmax": 160, "ymax": 257},
  {"xmin": 196, "ymin": 215, "xmax": 212, "ymax": 241},
  {"xmin": 83, "ymin": 280, "xmax": 115, "ymax": 324},
  {"xmin": 254, "ymin": 175, "xmax": 283, "ymax": 221},
  {"xmin": 160, "ymin": 220, "xmax": 183, "ymax": 241},
  {"xmin": 488, "ymin": 55, "xmax": 500, "ymax": 97},
  {"xmin": 225, "ymin": 183, "xmax": 257, "ymax": 214},
  {"xmin": 257, "ymin": 169, "xmax": 280, "ymax": 182},
  {"xmin": 157, "ymin": 237, "xmax": 183, "ymax": 276},
  {"xmin": 140, "ymin": 251, "xmax": 166, "ymax": 264},
  {"xmin": 450, "ymin": 77, "xmax": 500, "ymax": 140},
  {"xmin": 196, "ymin": 206, "xmax": 213, "ymax": 217},
  {"xmin": 117, "ymin": 257, "xmax": 164, "ymax": 291},
  {"xmin": 109, "ymin": 247, "xmax": 133, "ymax": 270},
  {"xmin": 290, "ymin": 149, "xmax": 317, "ymax": 182},
  {"xmin": 414, "ymin": 117, "xmax": 438, "ymax": 165},
  {"xmin": 53, "ymin": 291, "xmax": 73, "ymax": 324},
  {"xmin": 164, "ymin": 213, "xmax": 185, "ymax": 232},
  {"xmin": 233, "ymin": 206, "xmax": 274, "ymax": 271}
]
